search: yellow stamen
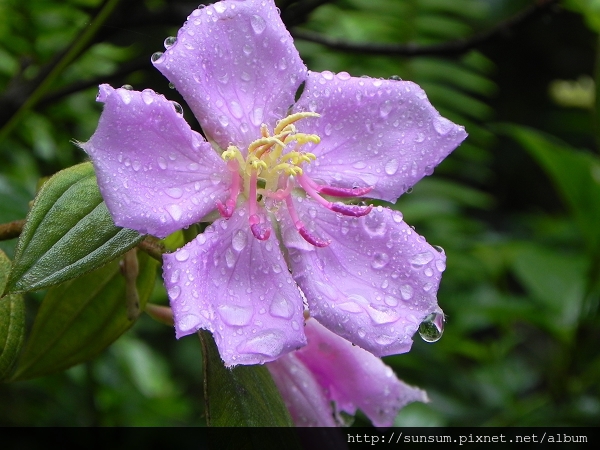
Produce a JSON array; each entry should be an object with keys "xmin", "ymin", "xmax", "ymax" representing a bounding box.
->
[{"xmin": 274, "ymin": 112, "xmax": 320, "ymax": 135}]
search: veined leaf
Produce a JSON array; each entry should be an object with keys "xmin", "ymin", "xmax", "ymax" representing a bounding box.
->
[
  {"xmin": 0, "ymin": 250, "xmax": 25, "ymax": 381},
  {"xmin": 5, "ymin": 162, "xmax": 143, "ymax": 294},
  {"xmin": 10, "ymin": 250, "xmax": 157, "ymax": 381},
  {"xmin": 200, "ymin": 330, "xmax": 298, "ymax": 431},
  {"xmin": 498, "ymin": 124, "xmax": 600, "ymax": 253}
]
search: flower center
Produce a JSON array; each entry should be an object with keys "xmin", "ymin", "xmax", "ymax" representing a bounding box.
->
[{"xmin": 216, "ymin": 112, "xmax": 373, "ymax": 246}]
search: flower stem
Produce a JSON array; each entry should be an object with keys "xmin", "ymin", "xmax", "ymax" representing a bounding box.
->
[{"xmin": 0, "ymin": 219, "xmax": 25, "ymax": 241}]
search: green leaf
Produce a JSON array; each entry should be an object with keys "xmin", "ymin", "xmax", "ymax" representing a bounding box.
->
[
  {"xmin": 200, "ymin": 331, "xmax": 298, "ymax": 432},
  {"xmin": 5, "ymin": 162, "xmax": 143, "ymax": 294},
  {"xmin": 10, "ymin": 249, "xmax": 157, "ymax": 381},
  {"xmin": 0, "ymin": 250, "xmax": 25, "ymax": 381},
  {"xmin": 498, "ymin": 124, "xmax": 600, "ymax": 253}
]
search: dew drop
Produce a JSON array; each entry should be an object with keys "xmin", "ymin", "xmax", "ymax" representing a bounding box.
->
[
  {"xmin": 353, "ymin": 161, "xmax": 367, "ymax": 169},
  {"xmin": 218, "ymin": 304, "xmax": 253, "ymax": 326},
  {"xmin": 385, "ymin": 159, "xmax": 399, "ymax": 175},
  {"xmin": 171, "ymin": 101, "xmax": 183, "ymax": 115},
  {"xmin": 269, "ymin": 293, "xmax": 294, "ymax": 319},
  {"xmin": 250, "ymin": 14, "xmax": 266, "ymax": 34},
  {"xmin": 250, "ymin": 107, "xmax": 264, "ymax": 126},
  {"xmin": 141, "ymin": 89, "xmax": 154, "ymax": 105},
  {"xmin": 158, "ymin": 157, "xmax": 167, "ymax": 169},
  {"xmin": 175, "ymin": 249, "xmax": 190, "ymax": 262},
  {"xmin": 230, "ymin": 101, "xmax": 243, "ymax": 119},
  {"xmin": 392, "ymin": 211, "xmax": 403, "ymax": 223},
  {"xmin": 322, "ymin": 71, "xmax": 334, "ymax": 81},
  {"xmin": 225, "ymin": 248, "xmax": 236, "ymax": 268},
  {"xmin": 371, "ymin": 252, "xmax": 390, "ymax": 269},
  {"xmin": 433, "ymin": 116, "xmax": 454, "ymax": 135},
  {"xmin": 151, "ymin": 52, "xmax": 164, "ymax": 63},
  {"xmin": 218, "ymin": 115, "xmax": 229, "ymax": 127},
  {"xmin": 418, "ymin": 312, "xmax": 445, "ymax": 343},
  {"xmin": 168, "ymin": 285, "xmax": 181, "ymax": 300},
  {"xmin": 379, "ymin": 100, "xmax": 393, "ymax": 118},
  {"xmin": 164, "ymin": 36, "xmax": 177, "ymax": 48},
  {"xmin": 165, "ymin": 187, "xmax": 183, "ymax": 199},
  {"xmin": 121, "ymin": 84, "xmax": 133, "ymax": 90},
  {"xmin": 214, "ymin": 2, "xmax": 226, "ymax": 13},
  {"xmin": 178, "ymin": 314, "xmax": 199, "ymax": 332},
  {"xmin": 436, "ymin": 259, "xmax": 446, "ymax": 272},
  {"xmin": 337, "ymin": 71, "xmax": 350, "ymax": 80},
  {"xmin": 166, "ymin": 204, "xmax": 182, "ymax": 221},
  {"xmin": 232, "ymin": 230, "xmax": 248, "ymax": 251},
  {"xmin": 238, "ymin": 330, "xmax": 284, "ymax": 357},
  {"xmin": 400, "ymin": 284, "xmax": 413, "ymax": 300},
  {"xmin": 409, "ymin": 251, "xmax": 433, "ymax": 266},
  {"xmin": 363, "ymin": 214, "xmax": 387, "ymax": 237}
]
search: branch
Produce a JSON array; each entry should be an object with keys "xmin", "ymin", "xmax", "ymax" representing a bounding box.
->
[
  {"xmin": 291, "ymin": 0, "xmax": 560, "ymax": 57},
  {"xmin": 0, "ymin": 219, "xmax": 26, "ymax": 241}
]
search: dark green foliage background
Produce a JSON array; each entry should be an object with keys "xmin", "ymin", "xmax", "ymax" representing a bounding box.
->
[{"xmin": 0, "ymin": 0, "xmax": 599, "ymax": 426}]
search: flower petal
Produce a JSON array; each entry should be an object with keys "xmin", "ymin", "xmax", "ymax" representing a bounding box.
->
[
  {"xmin": 163, "ymin": 206, "xmax": 306, "ymax": 366},
  {"xmin": 80, "ymin": 84, "xmax": 230, "ymax": 238},
  {"xmin": 281, "ymin": 197, "xmax": 445, "ymax": 357},
  {"xmin": 267, "ymin": 352, "xmax": 337, "ymax": 427},
  {"xmin": 293, "ymin": 71, "xmax": 467, "ymax": 202},
  {"xmin": 153, "ymin": 0, "xmax": 307, "ymax": 150},
  {"xmin": 296, "ymin": 319, "xmax": 428, "ymax": 427}
]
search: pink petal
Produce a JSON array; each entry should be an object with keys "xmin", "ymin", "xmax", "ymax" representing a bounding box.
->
[
  {"xmin": 267, "ymin": 353, "xmax": 338, "ymax": 427},
  {"xmin": 80, "ymin": 84, "xmax": 230, "ymax": 238},
  {"xmin": 281, "ymin": 197, "xmax": 446, "ymax": 357},
  {"xmin": 296, "ymin": 319, "xmax": 428, "ymax": 428},
  {"xmin": 163, "ymin": 205, "xmax": 306, "ymax": 366},
  {"xmin": 293, "ymin": 71, "xmax": 467, "ymax": 202},
  {"xmin": 153, "ymin": 0, "xmax": 307, "ymax": 150}
]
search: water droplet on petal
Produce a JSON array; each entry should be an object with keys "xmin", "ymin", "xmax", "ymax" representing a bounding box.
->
[
  {"xmin": 409, "ymin": 251, "xmax": 434, "ymax": 267},
  {"xmin": 269, "ymin": 293, "xmax": 294, "ymax": 319},
  {"xmin": 385, "ymin": 159, "xmax": 399, "ymax": 175},
  {"xmin": 400, "ymin": 284, "xmax": 413, "ymax": 300},
  {"xmin": 141, "ymin": 89, "xmax": 154, "ymax": 105},
  {"xmin": 250, "ymin": 14, "xmax": 266, "ymax": 34},
  {"xmin": 178, "ymin": 314, "xmax": 199, "ymax": 332},
  {"xmin": 163, "ymin": 36, "xmax": 177, "ymax": 48},
  {"xmin": 433, "ymin": 116, "xmax": 454, "ymax": 135},
  {"xmin": 392, "ymin": 211, "xmax": 403, "ymax": 223},
  {"xmin": 171, "ymin": 101, "xmax": 183, "ymax": 115},
  {"xmin": 379, "ymin": 100, "xmax": 393, "ymax": 118},
  {"xmin": 173, "ymin": 252, "xmax": 189, "ymax": 266},
  {"xmin": 337, "ymin": 71, "xmax": 350, "ymax": 80},
  {"xmin": 363, "ymin": 213, "xmax": 387, "ymax": 237},
  {"xmin": 121, "ymin": 84, "xmax": 133, "ymax": 90},
  {"xmin": 218, "ymin": 115, "xmax": 229, "ymax": 126},
  {"xmin": 436, "ymin": 259, "xmax": 446, "ymax": 272},
  {"xmin": 232, "ymin": 230, "xmax": 248, "ymax": 251},
  {"xmin": 165, "ymin": 187, "xmax": 183, "ymax": 199},
  {"xmin": 151, "ymin": 52, "xmax": 164, "ymax": 63},
  {"xmin": 238, "ymin": 330, "xmax": 284, "ymax": 357},
  {"xmin": 371, "ymin": 252, "xmax": 390, "ymax": 269},
  {"xmin": 218, "ymin": 304, "xmax": 253, "ymax": 326},
  {"xmin": 225, "ymin": 248, "xmax": 236, "ymax": 268},
  {"xmin": 230, "ymin": 101, "xmax": 243, "ymax": 119},
  {"xmin": 168, "ymin": 285, "xmax": 181, "ymax": 300},
  {"xmin": 419, "ymin": 312, "xmax": 445, "ymax": 342},
  {"xmin": 166, "ymin": 204, "xmax": 182, "ymax": 221}
]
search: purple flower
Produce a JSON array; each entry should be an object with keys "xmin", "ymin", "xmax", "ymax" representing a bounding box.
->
[
  {"xmin": 81, "ymin": 0, "xmax": 466, "ymax": 366},
  {"xmin": 267, "ymin": 318, "xmax": 428, "ymax": 427}
]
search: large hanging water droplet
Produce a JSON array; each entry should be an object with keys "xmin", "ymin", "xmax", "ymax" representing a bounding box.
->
[
  {"xmin": 418, "ymin": 312, "xmax": 444, "ymax": 343},
  {"xmin": 151, "ymin": 52, "xmax": 164, "ymax": 62},
  {"xmin": 164, "ymin": 36, "xmax": 177, "ymax": 49}
]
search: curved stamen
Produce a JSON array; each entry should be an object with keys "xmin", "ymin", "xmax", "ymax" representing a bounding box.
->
[
  {"xmin": 300, "ymin": 175, "xmax": 374, "ymax": 198},
  {"xmin": 248, "ymin": 170, "xmax": 271, "ymax": 240},
  {"xmin": 297, "ymin": 174, "xmax": 372, "ymax": 217},
  {"xmin": 285, "ymin": 195, "xmax": 330, "ymax": 248},
  {"xmin": 216, "ymin": 159, "xmax": 242, "ymax": 218}
]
